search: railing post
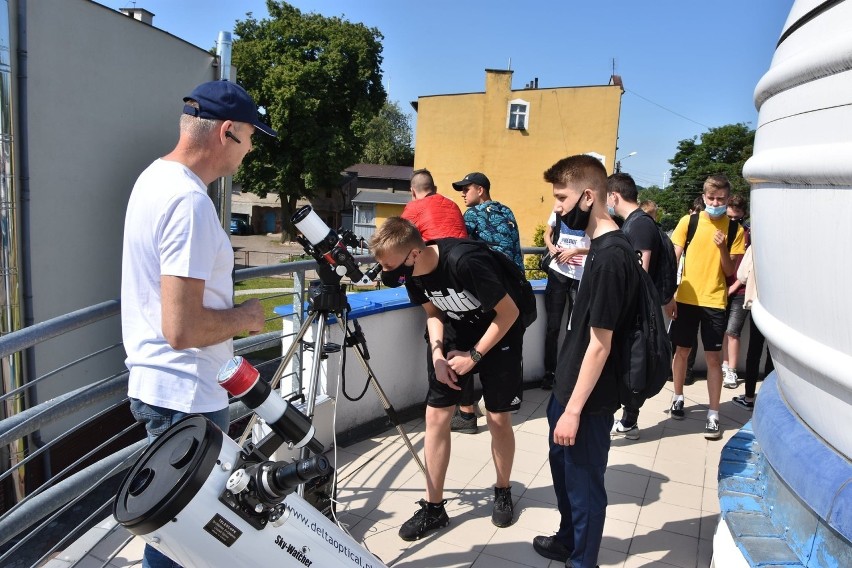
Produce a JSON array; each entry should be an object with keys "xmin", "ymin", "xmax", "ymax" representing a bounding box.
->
[{"xmin": 292, "ymin": 268, "xmax": 306, "ymax": 393}]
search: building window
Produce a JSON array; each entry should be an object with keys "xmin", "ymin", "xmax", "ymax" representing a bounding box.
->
[
  {"xmin": 507, "ymin": 99, "xmax": 529, "ymax": 130},
  {"xmin": 353, "ymin": 204, "xmax": 376, "ymax": 241}
]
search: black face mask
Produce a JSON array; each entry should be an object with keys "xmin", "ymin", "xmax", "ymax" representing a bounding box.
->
[
  {"xmin": 560, "ymin": 192, "xmax": 593, "ymax": 231},
  {"xmin": 380, "ymin": 260, "xmax": 414, "ymax": 288}
]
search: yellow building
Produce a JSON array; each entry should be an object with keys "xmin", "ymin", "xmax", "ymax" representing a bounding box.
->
[{"xmin": 413, "ymin": 69, "xmax": 623, "ymax": 246}]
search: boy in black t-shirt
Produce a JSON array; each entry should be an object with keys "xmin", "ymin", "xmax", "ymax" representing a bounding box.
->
[
  {"xmin": 370, "ymin": 218, "xmax": 525, "ymax": 540},
  {"xmin": 532, "ymin": 155, "xmax": 638, "ymax": 568},
  {"xmin": 607, "ymin": 172, "xmax": 661, "ymax": 440}
]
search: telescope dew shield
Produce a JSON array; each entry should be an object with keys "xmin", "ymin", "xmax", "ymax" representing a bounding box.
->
[
  {"xmin": 218, "ymin": 357, "xmax": 324, "ymax": 455},
  {"xmin": 292, "ymin": 205, "xmax": 335, "ymax": 250}
]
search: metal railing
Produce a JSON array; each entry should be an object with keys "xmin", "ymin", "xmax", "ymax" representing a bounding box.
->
[{"xmin": 0, "ymin": 247, "xmax": 545, "ymax": 567}]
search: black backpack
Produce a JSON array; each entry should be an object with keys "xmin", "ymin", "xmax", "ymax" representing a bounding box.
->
[
  {"xmin": 622, "ymin": 211, "xmax": 677, "ymax": 305},
  {"xmin": 445, "ymin": 240, "xmax": 537, "ymax": 328},
  {"xmin": 611, "ymin": 237, "xmax": 673, "ymax": 408}
]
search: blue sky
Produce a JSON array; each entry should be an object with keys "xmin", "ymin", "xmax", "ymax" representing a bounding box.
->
[{"xmin": 100, "ymin": 0, "xmax": 792, "ymax": 188}]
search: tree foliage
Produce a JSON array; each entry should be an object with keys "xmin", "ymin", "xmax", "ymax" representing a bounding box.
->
[
  {"xmin": 666, "ymin": 122, "xmax": 754, "ymax": 209},
  {"xmin": 638, "ymin": 185, "xmax": 686, "ymax": 232},
  {"xmin": 358, "ymin": 101, "xmax": 414, "ymax": 166},
  {"xmin": 232, "ymin": 1, "xmax": 386, "ymax": 239},
  {"xmin": 634, "ymin": 123, "xmax": 755, "ymax": 231}
]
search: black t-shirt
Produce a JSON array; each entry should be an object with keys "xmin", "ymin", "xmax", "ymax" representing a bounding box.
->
[
  {"xmin": 405, "ymin": 239, "xmax": 519, "ymax": 348},
  {"xmin": 553, "ymin": 230, "xmax": 639, "ymax": 414},
  {"xmin": 622, "ymin": 208, "xmax": 660, "ymax": 275}
]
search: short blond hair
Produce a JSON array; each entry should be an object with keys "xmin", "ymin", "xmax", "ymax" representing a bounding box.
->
[
  {"xmin": 369, "ymin": 217, "xmax": 425, "ymax": 259},
  {"xmin": 703, "ymin": 174, "xmax": 731, "ymax": 195}
]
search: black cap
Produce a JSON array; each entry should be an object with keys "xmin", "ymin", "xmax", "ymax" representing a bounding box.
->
[{"xmin": 452, "ymin": 172, "xmax": 490, "ymax": 191}]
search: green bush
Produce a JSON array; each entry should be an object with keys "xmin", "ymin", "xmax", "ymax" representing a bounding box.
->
[{"xmin": 525, "ymin": 223, "xmax": 548, "ymax": 280}]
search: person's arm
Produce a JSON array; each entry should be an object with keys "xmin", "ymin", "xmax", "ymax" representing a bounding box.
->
[
  {"xmin": 160, "ymin": 275, "xmax": 264, "ymax": 350},
  {"xmin": 446, "ymin": 293, "xmax": 519, "ymax": 376},
  {"xmin": 557, "ymin": 245, "xmax": 590, "ymax": 264},
  {"xmin": 665, "ymin": 244, "xmax": 685, "ymax": 319},
  {"xmin": 552, "ymin": 326, "xmax": 613, "ymax": 446},
  {"xmin": 544, "ymin": 224, "xmax": 558, "ymax": 254},
  {"xmin": 422, "ymin": 302, "xmax": 460, "ymax": 390},
  {"xmin": 714, "ymin": 229, "xmax": 740, "ymax": 276},
  {"xmin": 638, "ymin": 249, "xmax": 652, "ymax": 272}
]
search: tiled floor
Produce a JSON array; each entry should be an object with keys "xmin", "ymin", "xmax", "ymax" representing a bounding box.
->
[{"xmin": 73, "ymin": 378, "xmax": 757, "ymax": 568}]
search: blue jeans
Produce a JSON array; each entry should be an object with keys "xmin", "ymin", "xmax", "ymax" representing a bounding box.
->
[
  {"xmin": 547, "ymin": 395, "xmax": 612, "ymax": 568},
  {"xmin": 129, "ymin": 399, "xmax": 230, "ymax": 568}
]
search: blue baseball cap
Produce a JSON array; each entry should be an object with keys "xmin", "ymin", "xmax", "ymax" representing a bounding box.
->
[{"xmin": 182, "ymin": 80, "xmax": 277, "ymax": 137}]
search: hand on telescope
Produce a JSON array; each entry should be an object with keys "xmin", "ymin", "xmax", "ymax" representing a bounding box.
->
[
  {"xmin": 434, "ymin": 357, "xmax": 461, "ymax": 390},
  {"xmin": 238, "ymin": 298, "xmax": 265, "ymax": 335}
]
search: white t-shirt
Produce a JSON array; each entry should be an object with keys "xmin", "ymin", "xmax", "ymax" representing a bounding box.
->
[
  {"xmin": 547, "ymin": 212, "xmax": 590, "ymax": 281},
  {"xmin": 122, "ymin": 159, "xmax": 235, "ymax": 413}
]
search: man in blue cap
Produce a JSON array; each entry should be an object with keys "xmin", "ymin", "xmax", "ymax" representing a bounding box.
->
[{"xmin": 121, "ymin": 80, "xmax": 275, "ymax": 568}]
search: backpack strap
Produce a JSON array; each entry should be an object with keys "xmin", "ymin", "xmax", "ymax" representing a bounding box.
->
[
  {"xmin": 684, "ymin": 213, "xmax": 699, "ymax": 256},
  {"xmin": 726, "ymin": 219, "xmax": 739, "ymax": 250}
]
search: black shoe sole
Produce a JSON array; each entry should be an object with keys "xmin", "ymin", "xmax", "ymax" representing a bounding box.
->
[
  {"xmin": 398, "ymin": 518, "xmax": 449, "ymax": 541},
  {"xmin": 492, "ymin": 516, "xmax": 514, "ymax": 528}
]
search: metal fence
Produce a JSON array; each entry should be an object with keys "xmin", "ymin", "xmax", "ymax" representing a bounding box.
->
[{"xmin": 0, "ymin": 248, "xmax": 544, "ymax": 567}]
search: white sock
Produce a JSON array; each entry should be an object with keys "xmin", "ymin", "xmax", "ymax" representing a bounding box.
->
[
  {"xmin": 674, "ymin": 394, "xmax": 684, "ymax": 403},
  {"xmin": 722, "ymin": 361, "xmax": 729, "ymax": 370},
  {"xmin": 707, "ymin": 410, "xmax": 719, "ymax": 421}
]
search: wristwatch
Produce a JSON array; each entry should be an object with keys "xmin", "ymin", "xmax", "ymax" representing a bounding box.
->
[{"xmin": 469, "ymin": 348, "xmax": 483, "ymax": 363}]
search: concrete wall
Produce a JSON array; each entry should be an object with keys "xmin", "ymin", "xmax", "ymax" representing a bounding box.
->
[
  {"xmin": 14, "ymin": 0, "xmax": 219, "ymax": 434},
  {"xmin": 414, "ymin": 69, "xmax": 622, "ymax": 246}
]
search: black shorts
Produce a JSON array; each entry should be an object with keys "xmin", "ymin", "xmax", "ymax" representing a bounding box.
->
[
  {"xmin": 426, "ymin": 324, "xmax": 524, "ymax": 413},
  {"xmin": 669, "ymin": 303, "xmax": 725, "ymax": 351}
]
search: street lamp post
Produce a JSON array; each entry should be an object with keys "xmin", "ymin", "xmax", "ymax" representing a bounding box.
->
[{"xmin": 615, "ymin": 151, "xmax": 637, "ymax": 173}]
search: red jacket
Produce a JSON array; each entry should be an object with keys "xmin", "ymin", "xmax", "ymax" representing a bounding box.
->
[{"xmin": 401, "ymin": 193, "xmax": 468, "ymax": 240}]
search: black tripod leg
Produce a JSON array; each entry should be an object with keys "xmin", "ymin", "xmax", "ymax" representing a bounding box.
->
[{"xmin": 338, "ymin": 320, "xmax": 427, "ymax": 478}]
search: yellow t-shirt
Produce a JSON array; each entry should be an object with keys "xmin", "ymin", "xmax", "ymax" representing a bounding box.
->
[{"xmin": 671, "ymin": 213, "xmax": 746, "ymax": 309}]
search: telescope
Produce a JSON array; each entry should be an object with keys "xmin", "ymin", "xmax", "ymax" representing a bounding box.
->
[
  {"xmin": 113, "ymin": 358, "xmax": 388, "ymax": 567},
  {"xmin": 292, "ymin": 205, "xmax": 364, "ymax": 283}
]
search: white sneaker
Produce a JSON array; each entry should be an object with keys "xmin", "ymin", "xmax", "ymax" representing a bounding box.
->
[
  {"xmin": 723, "ymin": 368, "xmax": 739, "ymax": 389},
  {"xmin": 610, "ymin": 420, "xmax": 640, "ymax": 440}
]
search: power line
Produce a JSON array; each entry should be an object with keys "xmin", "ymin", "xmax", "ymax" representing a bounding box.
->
[{"xmin": 625, "ymin": 89, "xmax": 712, "ymax": 129}]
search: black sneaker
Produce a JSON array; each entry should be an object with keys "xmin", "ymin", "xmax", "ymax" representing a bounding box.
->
[
  {"xmin": 732, "ymin": 395, "xmax": 755, "ymax": 410},
  {"xmin": 540, "ymin": 372, "xmax": 555, "ymax": 390},
  {"xmin": 450, "ymin": 408, "xmax": 477, "ymax": 434},
  {"xmin": 684, "ymin": 368, "xmax": 695, "ymax": 386},
  {"xmin": 491, "ymin": 486, "xmax": 514, "ymax": 527},
  {"xmin": 670, "ymin": 399, "xmax": 685, "ymax": 420},
  {"xmin": 704, "ymin": 417, "xmax": 722, "ymax": 440},
  {"xmin": 398, "ymin": 499, "xmax": 449, "ymax": 541},
  {"xmin": 532, "ymin": 535, "xmax": 571, "ymax": 562}
]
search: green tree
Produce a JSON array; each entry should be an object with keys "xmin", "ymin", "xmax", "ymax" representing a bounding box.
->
[
  {"xmin": 667, "ymin": 122, "xmax": 754, "ymax": 209},
  {"xmin": 638, "ymin": 185, "xmax": 686, "ymax": 232},
  {"xmin": 524, "ymin": 223, "xmax": 548, "ymax": 280},
  {"xmin": 358, "ymin": 101, "xmax": 414, "ymax": 166},
  {"xmin": 232, "ymin": 1, "xmax": 386, "ymax": 240}
]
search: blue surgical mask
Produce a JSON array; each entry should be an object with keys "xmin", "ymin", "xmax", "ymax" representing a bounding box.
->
[
  {"xmin": 607, "ymin": 205, "xmax": 616, "ymax": 216},
  {"xmin": 705, "ymin": 204, "xmax": 727, "ymax": 218}
]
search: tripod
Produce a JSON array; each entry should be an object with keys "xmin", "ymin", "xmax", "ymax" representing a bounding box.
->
[{"xmin": 240, "ymin": 264, "xmax": 426, "ymax": 496}]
